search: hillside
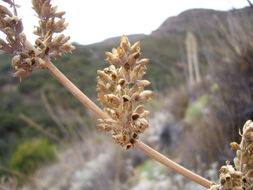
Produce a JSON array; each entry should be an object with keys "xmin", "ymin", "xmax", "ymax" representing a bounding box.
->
[
  {"xmin": 0, "ymin": 6, "xmax": 252, "ymax": 169},
  {"xmin": 151, "ymin": 7, "xmax": 252, "ymax": 36}
]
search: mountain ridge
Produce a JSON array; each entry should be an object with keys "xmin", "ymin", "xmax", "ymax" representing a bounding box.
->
[{"xmin": 96, "ymin": 7, "xmax": 250, "ymax": 45}]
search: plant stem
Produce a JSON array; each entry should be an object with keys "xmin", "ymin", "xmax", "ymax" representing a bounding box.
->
[
  {"xmin": 45, "ymin": 60, "xmax": 108, "ymax": 120},
  {"xmin": 135, "ymin": 140, "xmax": 213, "ymax": 188},
  {"xmin": 44, "ymin": 60, "xmax": 212, "ymax": 188}
]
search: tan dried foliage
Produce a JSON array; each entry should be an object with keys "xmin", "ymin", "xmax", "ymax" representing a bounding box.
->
[
  {"xmin": 0, "ymin": 0, "xmax": 75, "ymax": 79},
  {"xmin": 96, "ymin": 35, "xmax": 152, "ymax": 150},
  {"xmin": 32, "ymin": 0, "xmax": 75, "ymax": 59},
  {"xmin": 209, "ymin": 120, "xmax": 253, "ymax": 190}
]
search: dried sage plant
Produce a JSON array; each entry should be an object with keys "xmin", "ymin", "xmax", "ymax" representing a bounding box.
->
[
  {"xmin": 209, "ymin": 120, "xmax": 253, "ymax": 190},
  {"xmin": 0, "ymin": 0, "xmax": 75, "ymax": 79},
  {"xmin": 32, "ymin": 0, "xmax": 75, "ymax": 59},
  {"xmin": 96, "ymin": 36, "xmax": 152, "ymax": 149}
]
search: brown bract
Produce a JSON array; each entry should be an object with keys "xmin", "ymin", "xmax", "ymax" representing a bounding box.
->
[
  {"xmin": 96, "ymin": 35, "xmax": 152, "ymax": 150},
  {"xmin": 208, "ymin": 120, "xmax": 253, "ymax": 190}
]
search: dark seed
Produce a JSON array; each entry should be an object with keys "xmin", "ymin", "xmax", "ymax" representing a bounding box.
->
[
  {"xmin": 45, "ymin": 47, "xmax": 50, "ymax": 55},
  {"xmin": 132, "ymin": 113, "xmax": 139, "ymax": 120},
  {"xmin": 130, "ymin": 138, "xmax": 135, "ymax": 144},
  {"xmin": 119, "ymin": 79, "xmax": 125, "ymax": 86},
  {"xmin": 124, "ymin": 63, "xmax": 130, "ymax": 70},
  {"xmin": 31, "ymin": 58, "xmax": 36, "ymax": 65},
  {"xmin": 28, "ymin": 50, "xmax": 35, "ymax": 56},
  {"xmin": 111, "ymin": 73, "xmax": 117, "ymax": 80},
  {"xmin": 134, "ymin": 53, "xmax": 140, "ymax": 59},
  {"xmin": 123, "ymin": 97, "xmax": 129, "ymax": 102}
]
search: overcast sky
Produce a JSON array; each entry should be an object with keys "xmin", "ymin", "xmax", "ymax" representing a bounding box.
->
[{"xmin": 9, "ymin": 0, "xmax": 250, "ymax": 45}]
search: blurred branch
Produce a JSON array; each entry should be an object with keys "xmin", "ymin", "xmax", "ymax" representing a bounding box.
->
[
  {"xmin": 0, "ymin": 167, "xmax": 45, "ymax": 189},
  {"xmin": 19, "ymin": 113, "xmax": 63, "ymax": 144},
  {"xmin": 41, "ymin": 92, "xmax": 70, "ymax": 137},
  {"xmin": 246, "ymin": 0, "xmax": 253, "ymax": 7}
]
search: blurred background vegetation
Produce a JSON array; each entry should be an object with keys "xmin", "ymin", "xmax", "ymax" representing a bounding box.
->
[{"xmin": 0, "ymin": 5, "xmax": 253, "ymax": 190}]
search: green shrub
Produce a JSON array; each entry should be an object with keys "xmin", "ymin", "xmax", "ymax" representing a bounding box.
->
[
  {"xmin": 137, "ymin": 159, "xmax": 165, "ymax": 180},
  {"xmin": 185, "ymin": 94, "xmax": 208, "ymax": 123},
  {"xmin": 9, "ymin": 138, "xmax": 57, "ymax": 174}
]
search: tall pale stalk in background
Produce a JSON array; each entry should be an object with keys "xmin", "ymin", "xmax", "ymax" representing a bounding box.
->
[{"xmin": 185, "ymin": 32, "xmax": 201, "ymax": 86}]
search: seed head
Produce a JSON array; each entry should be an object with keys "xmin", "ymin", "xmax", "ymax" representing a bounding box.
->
[
  {"xmin": 0, "ymin": 0, "xmax": 75, "ymax": 80},
  {"xmin": 208, "ymin": 120, "xmax": 253, "ymax": 190},
  {"xmin": 32, "ymin": 0, "xmax": 75, "ymax": 60},
  {"xmin": 97, "ymin": 35, "xmax": 152, "ymax": 149}
]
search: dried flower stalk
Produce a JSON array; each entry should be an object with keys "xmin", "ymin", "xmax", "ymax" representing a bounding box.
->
[
  {"xmin": 96, "ymin": 35, "xmax": 152, "ymax": 150},
  {"xmin": 209, "ymin": 120, "xmax": 253, "ymax": 190},
  {"xmin": 0, "ymin": 1, "xmax": 212, "ymax": 188},
  {"xmin": 0, "ymin": 0, "xmax": 75, "ymax": 79}
]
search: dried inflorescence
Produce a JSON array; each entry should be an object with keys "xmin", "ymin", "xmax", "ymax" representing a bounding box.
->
[
  {"xmin": 208, "ymin": 120, "xmax": 253, "ymax": 190},
  {"xmin": 0, "ymin": 0, "xmax": 33, "ymax": 78},
  {"xmin": 32, "ymin": 0, "xmax": 75, "ymax": 59},
  {"xmin": 209, "ymin": 161, "xmax": 243, "ymax": 190},
  {"xmin": 0, "ymin": 0, "xmax": 75, "ymax": 79},
  {"xmin": 96, "ymin": 35, "xmax": 152, "ymax": 150}
]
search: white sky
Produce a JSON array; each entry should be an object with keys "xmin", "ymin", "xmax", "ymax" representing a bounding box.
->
[{"xmin": 5, "ymin": 0, "xmax": 250, "ymax": 45}]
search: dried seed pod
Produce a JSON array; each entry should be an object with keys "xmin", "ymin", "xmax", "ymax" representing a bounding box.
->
[
  {"xmin": 136, "ymin": 80, "xmax": 151, "ymax": 88},
  {"xmin": 141, "ymin": 110, "xmax": 150, "ymax": 118},
  {"xmin": 97, "ymin": 70, "xmax": 112, "ymax": 83},
  {"xmin": 138, "ymin": 58, "xmax": 150, "ymax": 65},
  {"xmin": 104, "ymin": 94, "xmax": 121, "ymax": 108},
  {"xmin": 231, "ymin": 142, "xmax": 241, "ymax": 150},
  {"xmin": 134, "ymin": 105, "xmax": 145, "ymax": 114},
  {"xmin": 96, "ymin": 124, "xmax": 112, "ymax": 132},
  {"xmin": 125, "ymin": 143, "xmax": 133, "ymax": 150},
  {"xmin": 97, "ymin": 82, "xmax": 107, "ymax": 92},
  {"xmin": 131, "ymin": 113, "xmax": 140, "ymax": 121},
  {"xmin": 131, "ymin": 41, "xmax": 141, "ymax": 53},
  {"xmin": 122, "ymin": 95, "xmax": 130, "ymax": 102},
  {"xmin": 139, "ymin": 90, "xmax": 153, "ymax": 102},
  {"xmin": 97, "ymin": 35, "xmax": 152, "ymax": 149}
]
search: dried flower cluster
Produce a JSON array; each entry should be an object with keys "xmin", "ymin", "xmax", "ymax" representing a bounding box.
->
[
  {"xmin": 32, "ymin": 0, "xmax": 75, "ymax": 59},
  {"xmin": 0, "ymin": 0, "xmax": 74, "ymax": 79},
  {"xmin": 0, "ymin": 0, "xmax": 31, "ymax": 78},
  {"xmin": 209, "ymin": 120, "xmax": 253, "ymax": 190},
  {"xmin": 96, "ymin": 35, "xmax": 152, "ymax": 150}
]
